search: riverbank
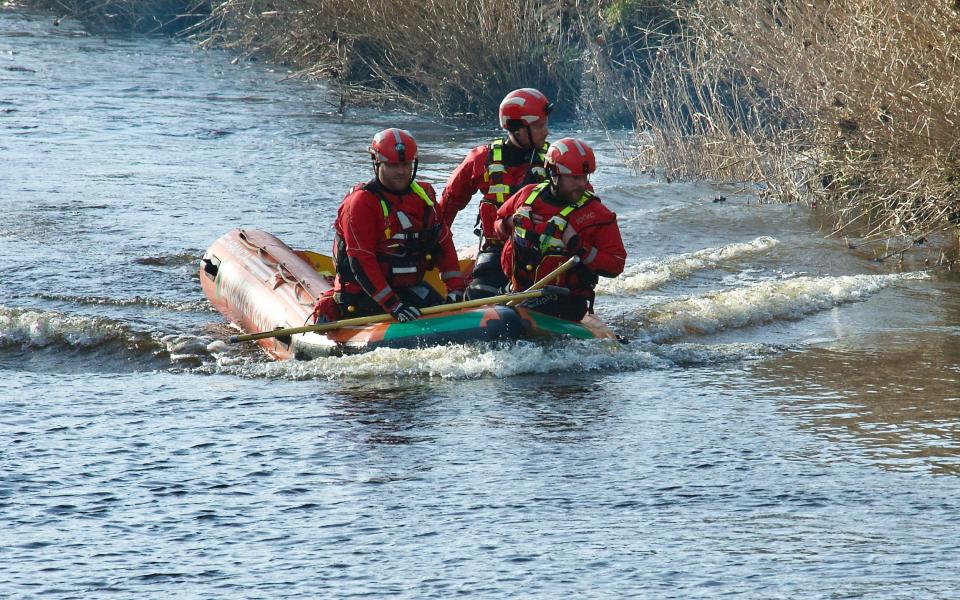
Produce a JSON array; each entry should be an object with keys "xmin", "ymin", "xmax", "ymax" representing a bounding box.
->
[
  {"xmin": 13, "ymin": 0, "xmax": 960, "ymax": 257},
  {"xmin": 13, "ymin": 0, "xmax": 672, "ymax": 124},
  {"xmin": 634, "ymin": 0, "xmax": 960, "ymax": 256}
]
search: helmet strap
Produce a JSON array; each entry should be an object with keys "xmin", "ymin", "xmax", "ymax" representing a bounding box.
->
[
  {"xmin": 548, "ymin": 170, "xmax": 560, "ymax": 192},
  {"xmin": 528, "ymin": 143, "xmax": 540, "ymax": 169},
  {"xmin": 522, "ymin": 124, "xmax": 535, "ymax": 149}
]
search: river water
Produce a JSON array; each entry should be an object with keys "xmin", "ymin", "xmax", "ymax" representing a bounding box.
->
[{"xmin": 2, "ymin": 7, "xmax": 959, "ymax": 598}]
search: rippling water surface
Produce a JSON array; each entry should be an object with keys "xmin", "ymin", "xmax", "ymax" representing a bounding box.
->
[{"xmin": 2, "ymin": 8, "xmax": 959, "ymax": 598}]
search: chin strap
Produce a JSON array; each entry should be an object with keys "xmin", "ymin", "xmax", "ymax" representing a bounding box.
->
[
  {"xmin": 524, "ymin": 125, "xmax": 536, "ymax": 155},
  {"xmin": 548, "ymin": 169, "xmax": 560, "ymax": 193}
]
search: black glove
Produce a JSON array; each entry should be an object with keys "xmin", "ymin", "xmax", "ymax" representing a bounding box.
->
[
  {"xmin": 389, "ymin": 301, "xmax": 421, "ymax": 322},
  {"xmin": 561, "ymin": 225, "xmax": 582, "ymax": 255},
  {"xmin": 446, "ymin": 290, "xmax": 464, "ymax": 304}
]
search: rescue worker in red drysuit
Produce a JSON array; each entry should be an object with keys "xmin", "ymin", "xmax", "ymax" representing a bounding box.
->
[
  {"xmin": 438, "ymin": 88, "xmax": 553, "ymax": 299},
  {"xmin": 493, "ymin": 138, "xmax": 626, "ymax": 321},
  {"xmin": 312, "ymin": 128, "xmax": 466, "ymax": 324}
]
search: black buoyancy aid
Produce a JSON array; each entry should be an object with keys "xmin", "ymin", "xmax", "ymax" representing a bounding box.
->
[{"xmin": 335, "ymin": 181, "xmax": 441, "ymax": 287}]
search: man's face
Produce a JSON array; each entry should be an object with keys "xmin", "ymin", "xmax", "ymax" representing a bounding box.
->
[
  {"xmin": 377, "ymin": 160, "xmax": 414, "ymax": 193},
  {"xmin": 509, "ymin": 118, "xmax": 549, "ymax": 149},
  {"xmin": 553, "ymin": 173, "xmax": 589, "ymax": 204}
]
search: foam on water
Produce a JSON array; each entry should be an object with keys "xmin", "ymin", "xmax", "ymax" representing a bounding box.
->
[
  {"xmin": 596, "ymin": 236, "xmax": 780, "ymax": 295},
  {"xmin": 134, "ymin": 252, "xmax": 201, "ymax": 267},
  {"xmin": 207, "ymin": 337, "xmax": 788, "ymax": 380},
  {"xmin": 211, "ymin": 339, "xmax": 668, "ymax": 380},
  {"xmin": 651, "ymin": 342, "xmax": 784, "ymax": 365},
  {"xmin": 0, "ymin": 305, "xmax": 216, "ymax": 366},
  {"xmin": 0, "ymin": 305, "xmax": 145, "ymax": 349},
  {"xmin": 31, "ymin": 293, "xmax": 211, "ymax": 312},
  {"xmin": 2, "ymin": 269, "xmax": 923, "ymax": 377},
  {"xmin": 634, "ymin": 271, "xmax": 930, "ymax": 342}
]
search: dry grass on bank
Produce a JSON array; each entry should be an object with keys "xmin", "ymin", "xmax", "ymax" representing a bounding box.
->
[
  {"xmin": 635, "ymin": 0, "xmax": 960, "ymax": 243},
  {"xmin": 194, "ymin": 0, "xmax": 584, "ymax": 120}
]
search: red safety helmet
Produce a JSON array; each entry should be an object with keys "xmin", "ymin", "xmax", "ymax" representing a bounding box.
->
[
  {"xmin": 369, "ymin": 128, "xmax": 418, "ymax": 163},
  {"xmin": 544, "ymin": 138, "xmax": 596, "ymax": 176},
  {"xmin": 499, "ymin": 88, "xmax": 553, "ymax": 131}
]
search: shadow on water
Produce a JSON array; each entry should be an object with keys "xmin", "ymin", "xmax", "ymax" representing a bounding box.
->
[
  {"xmin": 750, "ymin": 342, "xmax": 960, "ymax": 475},
  {"xmin": 329, "ymin": 382, "xmax": 442, "ymax": 446},
  {"xmin": 324, "ymin": 374, "xmax": 618, "ymax": 447},
  {"xmin": 501, "ymin": 378, "xmax": 616, "ymax": 443}
]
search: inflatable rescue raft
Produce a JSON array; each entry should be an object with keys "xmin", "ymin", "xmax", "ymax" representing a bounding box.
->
[{"xmin": 199, "ymin": 228, "xmax": 616, "ymax": 360}]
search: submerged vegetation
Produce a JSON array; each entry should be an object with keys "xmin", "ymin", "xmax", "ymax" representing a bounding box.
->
[
  {"xmin": 20, "ymin": 0, "xmax": 207, "ymax": 33},
  {"xmin": 14, "ymin": 0, "xmax": 960, "ymax": 247}
]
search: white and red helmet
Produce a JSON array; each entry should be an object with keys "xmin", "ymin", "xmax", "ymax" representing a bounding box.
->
[
  {"xmin": 369, "ymin": 128, "xmax": 418, "ymax": 163},
  {"xmin": 499, "ymin": 88, "xmax": 553, "ymax": 131},
  {"xmin": 544, "ymin": 138, "xmax": 596, "ymax": 176}
]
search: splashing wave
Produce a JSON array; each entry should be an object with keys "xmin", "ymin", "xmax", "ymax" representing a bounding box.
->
[
  {"xmin": 207, "ymin": 339, "xmax": 660, "ymax": 380},
  {"xmin": 0, "ymin": 306, "xmax": 151, "ymax": 350},
  {"xmin": 203, "ymin": 337, "xmax": 784, "ymax": 380},
  {"xmin": 135, "ymin": 252, "xmax": 200, "ymax": 267},
  {"xmin": 597, "ymin": 236, "xmax": 780, "ymax": 295},
  {"xmin": 634, "ymin": 271, "xmax": 929, "ymax": 343},
  {"xmin": 32, "ymin": 293, "xmax": 211, "ymax": 312},
  {"xmin": 0, "ymin": 306, "xmax": 222, "ymax": 367}
]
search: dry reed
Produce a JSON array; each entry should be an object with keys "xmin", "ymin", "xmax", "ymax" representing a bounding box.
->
[
  {"xmin": 193, "ymin": 0, "xmax": 585, "ymax": 119},
  {"xmin": 576, "ymin": 1, "xmax": 685, "ymax": 126},
  {"xmin": 634, "ymin": 0, "xmax": 960, "ymax": 244}
]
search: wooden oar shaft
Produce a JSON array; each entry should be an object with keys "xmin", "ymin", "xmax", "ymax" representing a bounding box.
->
[
  {"xmin": 506, "ymin": 255, "xmax": 580, "ymax": 306},
  {"xmin": 228, "ymin": 287, "xmax": 560, "ymax": 343}
]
